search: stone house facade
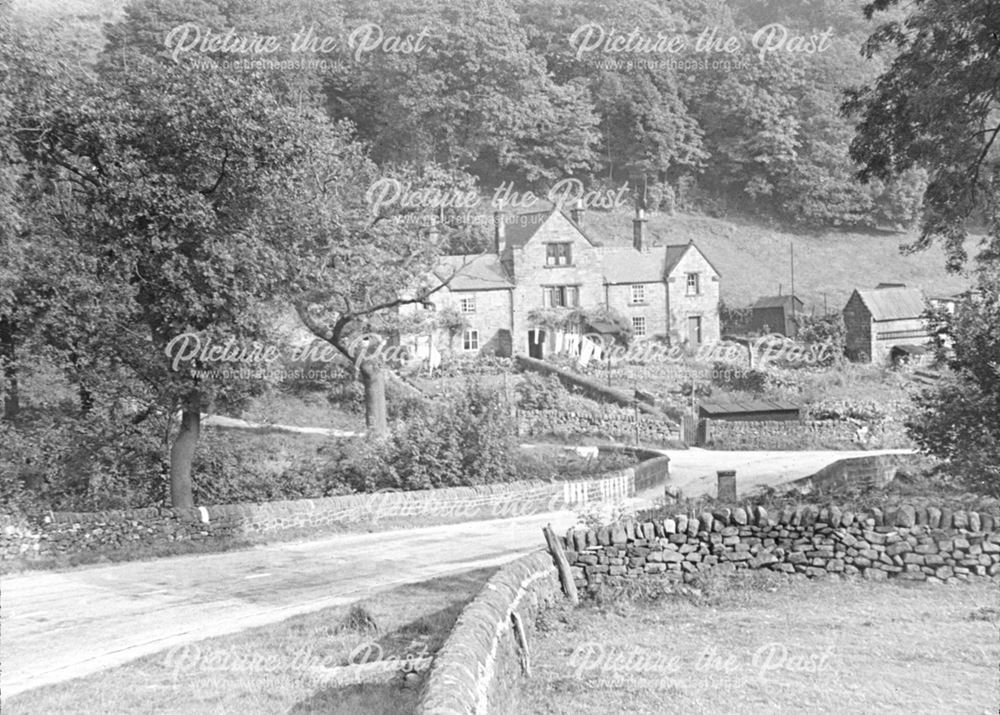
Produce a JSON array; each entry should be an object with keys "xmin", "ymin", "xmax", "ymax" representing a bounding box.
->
[
  {"xmin": 842, "ymin": 286, "xmax": 931, "ymax": 363},
  {"xmin": 406, "ymin": 208, "xmax": 721, "ymax": 359}
]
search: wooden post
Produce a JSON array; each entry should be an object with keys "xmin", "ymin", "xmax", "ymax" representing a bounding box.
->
[
  {"xmin": 633, "ymin": 401, "xmax": 640, "ymax": 445},
  {"xmin": 543, "ymin": 524, "xmax": 579, "ymax": 605}
]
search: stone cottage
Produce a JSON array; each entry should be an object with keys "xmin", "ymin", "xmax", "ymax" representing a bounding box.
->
[
  {"xmin": 842, "ymin": 285, "xmax": 931, "ymax": 363},
  {"xmin": 406, "ymin": 207, "xmax": 721, "ymax": 358}
]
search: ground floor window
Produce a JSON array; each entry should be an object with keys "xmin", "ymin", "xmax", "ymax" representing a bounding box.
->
[
  {"xmin": 632, "ymin": 316, "xmax": 647, "ymax": 337},
  {"xmin": 463, "ymin": 329, "xmax": 479, "ymax": 351}
]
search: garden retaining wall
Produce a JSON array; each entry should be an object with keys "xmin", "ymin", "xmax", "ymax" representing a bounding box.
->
[
  {"xmin": 702, "ymin": 418, "xmax": 912, "ymax": 450},
  {"xmin": 0, "ymin": 456, "xmax": 670, "ymax": 565},
  {"xmin": 518, "ymin": 408, "xmax": 681, "ymax": 445},
  {"xmin": 416, "ymin": 550, "xmax": 561, "ymax": 715},
  {"xmin": 562, "ymin": 502, "xmax": 1000, "ymax": 588}
]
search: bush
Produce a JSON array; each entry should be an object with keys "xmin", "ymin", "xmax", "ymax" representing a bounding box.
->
[
  {"xmin": 797, "ymin": 314, "xmax": 846, "ymax": 366},
  {"xmin": 327, "ymin": 380, "xmax": 519, "ymax": 492},
  {"xmin": 711, "ymin": 362, "xmax": 768, "ymax": 394},
  {"xmin": 0, "ymin": 413, "xmax": 167, "ymax": 514},
  {"xmin": 515, "ymin": 373, "xmax": 567, "ymax": 411}
]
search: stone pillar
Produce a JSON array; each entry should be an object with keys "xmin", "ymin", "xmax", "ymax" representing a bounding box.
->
[{"xmin": 717, "ymin": 470, "xmax": 737, "ymax": 501}]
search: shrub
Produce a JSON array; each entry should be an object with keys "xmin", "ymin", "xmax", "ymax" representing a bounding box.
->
[
  {"xmin": 797, "ymin": 314, "xmax": 846, "ymax": 366},
  {"xmin": 328, "ymin": 380, "xmax": 519, "ymax": 491},
  {"xmin": 515, "ymin": 373, "xmax": 567, "ymax": 411},
  {"xmin": 711, "ymin": 362, "xmax": 768, "ymax": 394},
  {"xmin": 0, "ymin": 413, "xmax": 167, "ymax": 514}
]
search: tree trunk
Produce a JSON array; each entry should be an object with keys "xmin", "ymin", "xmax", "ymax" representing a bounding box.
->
[
  {"xmin": 0, "ymin": 316, "xmax": 19, "ymax": 423},
  {"xmin": 359, "ymin": 361, "xmax": 387, "ymax": 436},
  {"xmin": 169, "ymin": 397, "xmax": 200, "ymax": 508}
]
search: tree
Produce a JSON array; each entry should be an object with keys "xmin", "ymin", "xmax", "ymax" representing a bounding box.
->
[
  {"xmin": 844, "ymin": 0, "xmax": 1000, "ymax": 269},
  {"xmin": 19, "ymin": 54, "xmax": 312, "ymax": 507},
  {"xmin": 907, "ymin": 267, "xmax": 1000, "ymax": 494},
  {"xmin": 267, "ymin": 123, "xmax": 456, "ymax": 435}
]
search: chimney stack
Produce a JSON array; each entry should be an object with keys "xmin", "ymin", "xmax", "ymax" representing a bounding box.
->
[
  {"xmin": 494, "ymin": 211, "xmax": 506, "ymax": 254},
  {"xmin": 633, "ymin": 206, "xmax": 647, "ymax": 252},
  {"xmin": 570, "ymin": 199, "xmax": 585, "ymax": 226}
]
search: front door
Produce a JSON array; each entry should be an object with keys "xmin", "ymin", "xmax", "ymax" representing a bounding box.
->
[
  {"xmin": 527, "ymin": 330, "xmax": 546, "ymax": 359},
  {"xmin": 687, "ymin": 316, "xmax": 702, "ymax": 346}
]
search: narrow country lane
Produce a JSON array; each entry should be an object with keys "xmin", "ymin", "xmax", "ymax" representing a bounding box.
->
[{"xmin": 0, "ymin": 448, "xmax": 908, "ymax": 699}]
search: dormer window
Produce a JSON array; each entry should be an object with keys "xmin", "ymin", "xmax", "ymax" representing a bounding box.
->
[{"xmin": 546, "ymin": 243, "xmax": 572, "ymax": 266}]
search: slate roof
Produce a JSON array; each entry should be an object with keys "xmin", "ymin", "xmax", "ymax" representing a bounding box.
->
[
  {"xmin": 601, "ymin": 248, "xmax": 667, "ymax": 284},
  {"xmin": 753, "ymin": 295, "xmax": 804, "ymax": 310},
  {"xmin": 500, "ymin": 208, "xmax": 599, "ymax": 248},
  {"xmin": 854, "ymin": 287, "xmax": 927, "ymax": 321},
  {"xmin": 602, "ymin": 241, "xmax": 720, "ymax": 285},
  {"xmin": 435, "ymin": 254, "xmax": 513, "ymax": 292}
]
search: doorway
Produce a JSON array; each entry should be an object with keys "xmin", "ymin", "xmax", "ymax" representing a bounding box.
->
[
  {"xmin": 687, "ymin": 316, "xmax": 702, "ymax": 346},
  {"xmin": 527, "ymin": 330, "xmax": 546, "ymax": 359}
]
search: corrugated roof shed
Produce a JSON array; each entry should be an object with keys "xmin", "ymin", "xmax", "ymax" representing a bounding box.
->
[
  {"xmin": 855, "ymin": 287, "xmax": 926, "ymax": 321},
  {"xmin": 435, "ymin": 254, "xmax": 513, "ymax": 291}
]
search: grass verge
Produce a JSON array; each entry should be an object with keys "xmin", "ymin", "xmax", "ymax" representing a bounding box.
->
[
  {"xmin": 523, "ymin": 571, "xmax": 1000, "ymax": 714},
  {"xmin": 3, "ymin": 567, "xmax": 496, "ymax": 715}
]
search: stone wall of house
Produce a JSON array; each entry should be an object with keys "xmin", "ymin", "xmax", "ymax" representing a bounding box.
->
[
  {"xmin": 666, "ymin": 247, "xmax": 720, "ymax": 346},
  {"xmin": 562, "ymin": 502, "xmax": 1000, "ymax": 589},
  {"xmin": 416, "ymin": 550, "xmax": 561, "ymax": 715},
  {"xmin": 509, "ymin": 211, "xmax": 606, "ymax": 356},
  {"xmin": 702, "ymin": 418, "xmax": 912, "ymax": 450},
  {"xmin": 0, "ymin": 457, "xmax": 670, "ymax": 566},
  {"xmin": 605, "ymin": 280, "xmax": 668, "ymax": 339}
]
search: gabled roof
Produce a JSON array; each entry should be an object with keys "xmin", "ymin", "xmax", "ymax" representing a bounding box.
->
[
  {"xmin": 434, "ymin": 254, "xmax": 513, "ymax": 292},
  {"xmin": 602, "ymin": 247, "xmax": 667, "ymax": 284},
  {"xmin": 662, "ymin": 241, "xmax": 721, "ymax": 278},
  {"xmin": 753, "ymin": 295, "xmax": 804, "ymax": 310},
  {"xmin": 853, "ymin": 287, "xmax": 927, "ymax": 321},
  {"xmin": 500, "ymin": 208, "xmax": 599, "ymax": 248}
]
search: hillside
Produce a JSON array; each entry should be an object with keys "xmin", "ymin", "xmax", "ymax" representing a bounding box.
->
[{"xmin": 577, "ymin": 208, "xmax": 970, "ymax": 311}]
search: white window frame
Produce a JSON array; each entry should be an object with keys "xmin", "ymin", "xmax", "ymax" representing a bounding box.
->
[
  {"xmin": 632, "ymin": 316, "xmax": 647, "ymax": 337},
  {"xmin": 459, "ymin": 295, "xmax": 476, "ymax": 314},
  {"xmin": 630, "ymin": 284, "xmax": 646, "ymax": 304},
  {"xmin": 462, "ymin": 329, "xmax": 479, "ymax": 351},
  {"xmin": 686, "ymin": 272, "xmax": 700, "ymax": 296},
  {"xmin": 545, "ymin": 243, "xmax": 572, "ymax": 266}
]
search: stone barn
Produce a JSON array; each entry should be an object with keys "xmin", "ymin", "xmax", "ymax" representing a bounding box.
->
[{"xmin": 842, "ymin": 286, "xmax": 931, "ymax": 363}]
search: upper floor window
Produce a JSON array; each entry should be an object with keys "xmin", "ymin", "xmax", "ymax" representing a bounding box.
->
[
  {"xmin": 544, "ymin": 285, "xmax": 579, "ymax": 308},
  {"xmin": 459, "ymin": 296, "xmax": 476, "ymax": 314},
  {"xmin": 686, "ymin": 272, "xmax": 700, "ymax": 296},
  {"xmin": 546, "ymin": 243, "xmax": 572, "ymax": 266},
  {"xmin": 630, "ymin": 284, "xmax": 646, "ymax": 304}
]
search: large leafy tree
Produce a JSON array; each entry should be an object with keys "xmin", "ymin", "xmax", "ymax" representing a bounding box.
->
[
  {"xmin": 846, "ymin": 0, "xmax": 1000, "ymax": 490},
  {"xmin": 844, "ymin": 0, "xmax": 1000, "ymax": 269},
  {"xmin": 17, "ymin": 53, "xmax": 313, "ymax": 507}
]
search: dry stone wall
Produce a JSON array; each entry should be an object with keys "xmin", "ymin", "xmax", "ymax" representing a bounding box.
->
[
  {"xmin": 517, "ymin": 408, "xmax": 680, "ymax": 445},
  {"xmin": 1, "ymin": 456, "xmax": 670, "ymax": 566},
  {"xmin": 561, "ymin": 502, "xmax": 1000, "ymax": 588},
  {"xmin": 702, "ymin": 418, "xmax": 912, "ymax": 450},
  {"xmin": 416, "ymin": 551, "xmax": 560, "ymax": 715}
]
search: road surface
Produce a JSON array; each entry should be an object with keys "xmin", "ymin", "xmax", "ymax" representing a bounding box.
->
[{"xmin": 0, "ymin": 448, "xmax": 908, "ymax": 699}]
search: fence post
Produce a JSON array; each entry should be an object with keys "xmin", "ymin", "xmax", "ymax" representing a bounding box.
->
[{"xmin": 717, "ymin": 470, "xmax": 737, "ymax": 502}]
